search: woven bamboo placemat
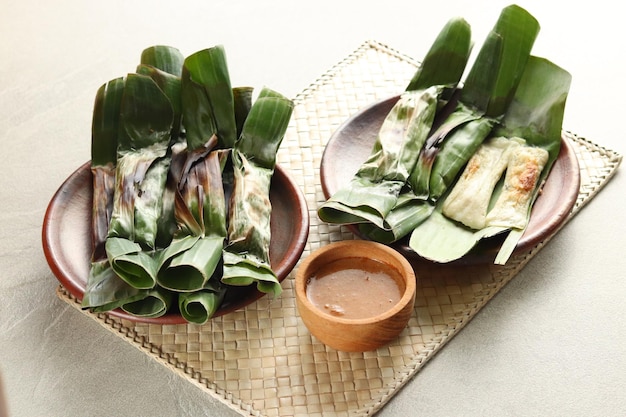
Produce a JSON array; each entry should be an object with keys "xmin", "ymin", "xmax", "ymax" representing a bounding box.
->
[{"xmin": 57, "ymin": 40, "xmax": 622, "ymax": 417}]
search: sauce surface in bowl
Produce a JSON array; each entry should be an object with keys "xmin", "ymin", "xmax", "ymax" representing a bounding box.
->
[{"xmin": 306, "ymin": 258, "xmax": 403, "ymax": 320}]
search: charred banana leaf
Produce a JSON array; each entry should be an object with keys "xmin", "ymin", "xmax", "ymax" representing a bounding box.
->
[
  {"xmin": 223, "ymin": 87, "xmax": 294, "ymax": 296},
  {"xmin": 318, "ymin": 17, "xmax": 472, "ymax": 231},
  {"xmin": 157, "ymin": 149, "xmax": 229, "ymax": 294},
  {"xmin": 104, "ymin": 72, "xmax": 174, "ymax": 291},
  {"xmin": 90, "ymin": 77, "xmax": 124, "ymax": 262}
]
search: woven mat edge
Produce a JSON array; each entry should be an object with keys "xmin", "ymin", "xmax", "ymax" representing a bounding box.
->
[{"xmin": 293, "ymin": 40, "xmax": 419, "ymax": 105}]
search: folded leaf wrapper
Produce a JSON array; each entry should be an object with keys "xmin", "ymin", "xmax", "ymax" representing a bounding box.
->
[
  {"xmin": 223, "ymin": 88, "xmax": 294, "ymax": 297},
  {"xmin": 121, "ymin": 287, "xmax": 175, "ymax": 319},
  {"xmin": 90, "ymin": 77, "xmax": 124, "ymax": 262},
  {"xmin": 318, "ymin": 88, "xmax": 442, "ymax": 229},
  {"xmin": 492, "ymin": 56, "xmax": 572, "ymax": 263},
  {"xmin": 178, "ymin": 289, "xmax": 226, "ymax": 324},
  {"xmin": 83, "ymin": 47, "xmax": 182, "ymax": 317},
  {"xmin": 104, "ymin": 73, "xmax": 174, "ymax": 289},
  {"xmin": 83, "ymin": 259, "xmax": 143, "ymax": 312},
  {"xmin": 318, "ymin": 17, "xmax": 472, "ymax": 231},
  {"xmin": 157, "ymin": 149, "xmax": 229, "ymax": 293},
  {"xmin": 153, "ymin": 46, "xmax": 235, "ymax": 300}
]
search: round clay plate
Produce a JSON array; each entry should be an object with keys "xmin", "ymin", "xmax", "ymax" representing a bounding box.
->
[
  {"xmin": 42, "ymin": 162, "xmax": 309, "ymax": 324},
  {"xmin": 320, "ymin": 95, "xmax": 581, "ymax": 264}
]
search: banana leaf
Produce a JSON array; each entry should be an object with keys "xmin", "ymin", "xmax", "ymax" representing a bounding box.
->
[
  {"xmin": 106, "ymin": 73, "xmax": 174, "ymax": 287},
  {"xmin": 90, "ymin": 77, "xmax": 124, "ymax": 261},
  {"xmin": 135, "ymin": 64, "xmax": 182, "ymax": 139},
  {"xmin": 105, "ymin": 237, "xmax": 159, "ymax": 289},
  {"xmin": 408, "ymin": 56, "xmax": 571, "ymax": 264},
  {"xmin": 233, "ymin": 86, "xmax": 254, "ymax": 137},
  {"xmin": 158, "ymin": 236, "xmax": 224, "ymax": 290},
  {"xmin": 230, "ymin": 87, "xmax": 293, "ymax": 168},
  {"xmin": 120, "ymin": 286, "xmax": 174, "ymax": 318},
  {"xmin": 134, "ymin": 46, "xmax": 186, "ymax": 249},
  {"xmin": 356, "ymin": 193, "xmax": 435, "ymax": 243},
  {"xmin": 108, "ymin": 73, "xmax": 174, "ymax": 245},
  {"xmin": 83, "ymin": 258, "xmax": 174, "ymax": 318},
  {"xmin": 318, "ymin": 17, "xmax": 472, "ymax": 230},
  {"xmin": 178, "ymin": 286, "xmax": 226, "ymax": 324},
  {"xmin": 157, "ymin": 149, "xmax": 229, "ymax": 292},
  {"xmin": 492, "ymin": 56, "xmax": 572, "ymax": 263},
  {"xmin": 163, "ymin": 46, "xmax": 236, "ymax": 294},
  {"xmin": 222, "ymin": 87, "xmax": 294, "ymax": 296},
  {"xmin": 82, "ymin": 259, "xmax": 143, "ymax": 311},
  {"xmin": 140, "ymin": 45, "xmax": 184, "ymax": 77},
  {"xmin": 406, "ymin": 16, "xmax": 472, "ymax": 94},
  {"xmin": 178, "ymin": 148, "xmax": 229, "ymax": 237},
  {"xmin": 181, "ymin": 45, "xmax": 237, "ymax": 150},
  {"xmin": 84, "ymin": 72, "xmax": 169, "ymax": 310},
  {"xmin": 318, "ymin": 88, "xmax": 441, "ymax": 229},
  {"xmin": 137, "ymin": 45, "xmax": 184, "ymax": 141},
  {"xmin": 85, "ymin": 75, "xmax": 165, "ymax": 310}
]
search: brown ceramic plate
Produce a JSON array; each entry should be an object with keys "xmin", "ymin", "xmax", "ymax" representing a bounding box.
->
[
  {"xmin": 320, "ymin": 95, "xmax": 580, "ymax": 264},
  {"xmin": 42, "ymin": 161, "xmax": 309, "ymax": 324}
]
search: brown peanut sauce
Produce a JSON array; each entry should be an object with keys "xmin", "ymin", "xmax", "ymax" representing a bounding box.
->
[{"xmin": 306, "ymin": 258, "xmax": 403, "ymax": 320}]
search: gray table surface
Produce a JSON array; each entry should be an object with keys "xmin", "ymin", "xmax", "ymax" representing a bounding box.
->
[{"xmin": 1, "ymin": 1, "xmax": 624, "ymax": 416}]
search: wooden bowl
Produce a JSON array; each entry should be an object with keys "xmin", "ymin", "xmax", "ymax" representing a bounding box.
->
[
  {"xmin": 42, "ymin": 162, "xmax": 309, "ymax": 324},
  {"xmin": 295, "ymin": 240, "xmax": 416, "ymax": 352}
]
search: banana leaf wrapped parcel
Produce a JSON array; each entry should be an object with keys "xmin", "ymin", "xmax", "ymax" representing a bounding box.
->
[
  {"xmin": 223, "ymin": 88, "xmax": 294, "ymax": 297},
  {"xmin": 105, "ymin": 72, "xmax": 175, "ymax": 288},
  {"xmin": 156, "ymin": 46, "xmax": 235, "ymax": 320},
  {"xmin": 83, "ymin": 45, "xmax": 184, "ymax": 316},
  {"xmin": 89, "ymin": 77, "xmax": 123, "ymax": 263},
  {"xmin": 318, "ymin": 16, "xmax": 472, "ymax": 230},
  {"xmin": 84, "ymin": 71, "xmax": 178, "ymax": 317}
]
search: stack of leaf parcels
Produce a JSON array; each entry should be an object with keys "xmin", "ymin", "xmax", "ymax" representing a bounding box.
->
[
  {"xmin": 318, "ymin": 4, "xmax": 572, "ymax": 264},
  {"xmin": 84, "ymin": 45, "xmax": 294, "ymax": 323}
]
